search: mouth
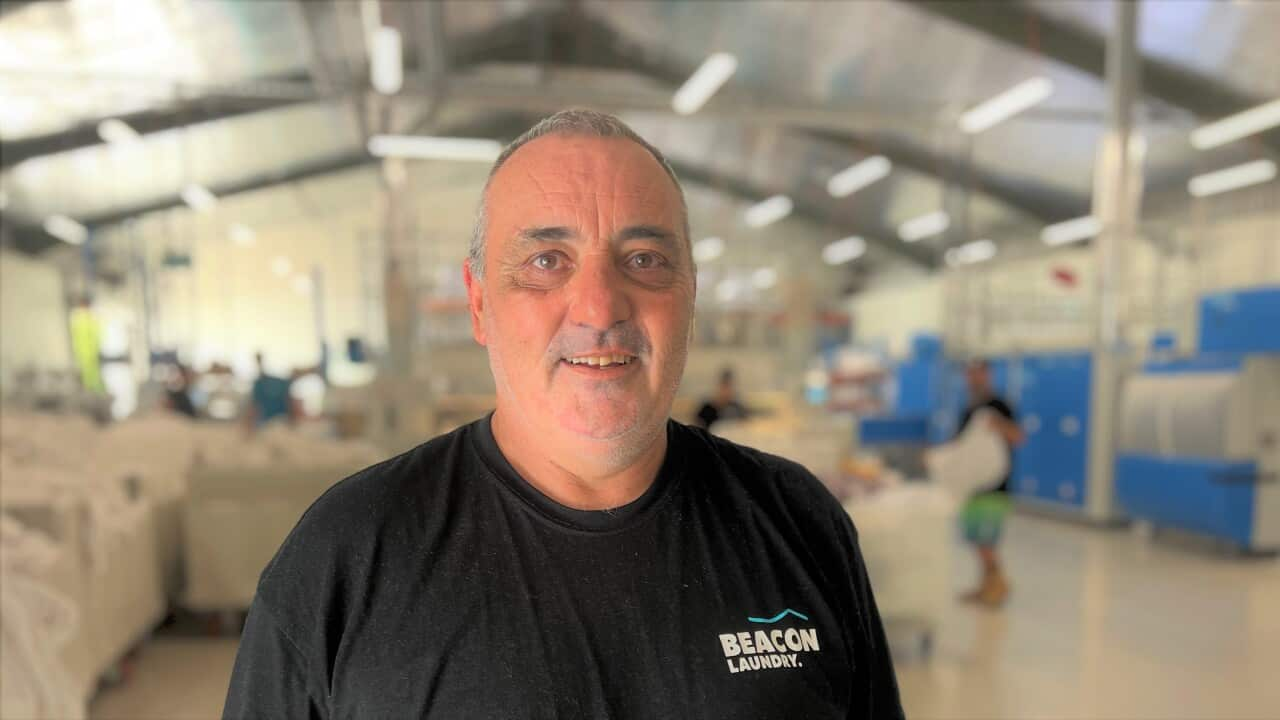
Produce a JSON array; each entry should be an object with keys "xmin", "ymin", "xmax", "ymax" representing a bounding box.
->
[
  {"xmin": 561, "ymin": 353, "xmax": 637, "ymax": 367},
  {"xmin": 559, "ymin": 353, "xmax": 639, "ymax": 373}
]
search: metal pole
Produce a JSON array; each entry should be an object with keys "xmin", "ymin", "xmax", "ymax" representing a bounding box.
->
[{"xmin": 1086, "ymin": 0, "xmax": 1144, "ymax": 522}]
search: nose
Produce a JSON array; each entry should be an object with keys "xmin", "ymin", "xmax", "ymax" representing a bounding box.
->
[{"xmin": 566, "ymin": 250, "xmax": 632, "ymax": 332}]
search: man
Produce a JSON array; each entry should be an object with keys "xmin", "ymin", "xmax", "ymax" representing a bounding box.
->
[
  {"xmin": 957, "ymin": 359, "xmax": 1024, "ymax": 607},
  {"xmin": 244, "ymin": 352, "xmax": 293, "ymax": 432},
  {"xmin": 695, "ymin": 366, "xmax": 748, "ymax": 430},
  {"xmin": 165, "ymin": 362, "xmax": 198, "ymax": 418},
  {"xmin": 225, "ymin": 110, "xmax": 902, "ymax": 719}
]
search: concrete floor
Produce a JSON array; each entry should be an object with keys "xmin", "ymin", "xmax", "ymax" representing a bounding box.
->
[{"xmin": 91, "ymin": 514, "xmax": 1280, "ymax": 719}]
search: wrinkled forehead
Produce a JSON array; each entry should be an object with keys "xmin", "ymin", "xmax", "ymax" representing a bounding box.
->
[{"xmin": 484, "ymin": 134, "xmax": 684, "ymax": 235}]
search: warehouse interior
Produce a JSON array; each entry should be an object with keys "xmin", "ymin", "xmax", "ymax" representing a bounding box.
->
[{"xmin": 1, "ymin": 0, "xmax": 1278, "ymax": 717}]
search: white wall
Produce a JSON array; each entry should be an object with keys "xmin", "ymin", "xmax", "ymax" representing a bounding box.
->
[
  {"xmin": 848, "ymin": 275, "xmax": 943, "ymax": 358},
  {"xmin": 0, "ymin": 249, "xmax": 70, "ymax": 390},
  {"xmin": 846, "ymin": 208, "xmax": 1278, "ymax": 358}
]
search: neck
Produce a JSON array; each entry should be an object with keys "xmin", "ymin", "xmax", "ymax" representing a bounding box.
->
[{"xmin": 489, "ymin": 407, "xmax": 669, "ymax": 511}]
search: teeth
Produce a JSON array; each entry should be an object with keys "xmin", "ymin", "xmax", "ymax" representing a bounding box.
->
[{"xmin": 566, "ymin": 355, "xmax": 634, "ymax": 367}]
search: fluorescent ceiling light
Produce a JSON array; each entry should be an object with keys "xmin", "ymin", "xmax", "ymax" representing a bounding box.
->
[
  {"xmin": 230, "ymin": 223, "xmax": 256, "ymax": 247},
  {"xmin": 1190, "ymin": 99, "xmax": 1280, "ymax": 150},
  {"xmin": 271, "ymin": 256, "xmax": 292, "ymax": 278},
  {"xmin": 822, "ymin": 236, "xmax": 867, "ymax": 265},
  {"xmin": 752, "ymin": 267, "xmax": 778, "ymax": 289},
  {"xmin": 1188, "ymin": 159, "xmax": 1277, "ymax": 197},
  {"xmin": 959, "ymin": 77, "xmax": 1055, "ymax": 134},
  {"xmin": 898, "ymin": 211, "xmax": 950, "ymax": 242},
  {"xmin": 181, "ymin": 184, "xmax": 217, "ymax": 212},
  {"xmin": 1042, "ymin": 215, "xmax": 1101, "ymax": 246},
  {"xmin": 744, "ymin": 195, "xmax": 793, "ymax": 228},
  {"xmin": 368, "ymin": 134, "xmax": 502, "ymax": 162},
  {"xmin": 693, "ymin": 236, "xmax": 725, "ymax": 263},
  {"xmin": 97, "ymin": 118, "xmax": 139, "ymax": 145},
  {"xmin": 827, "ymin": 155, "xmax": 892, "ymax": 198},
  {"xmin": 672, "ymin": 52, "xmax": 738, "ymax": 115},
  {"xmin": 945, "ymin": 239, "xmax": 997, "ymax": 266},
  {"xmin": 43, "ymin": 215, "xmax": 87, "ymax": 245},
  {"xmin": 370, "ymin": 26, "xmax": 403, "ymax": 95}
]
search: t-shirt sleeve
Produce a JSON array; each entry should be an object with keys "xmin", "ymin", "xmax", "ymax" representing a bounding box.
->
[
  {"xmin": 832, "ymin": 510, "xmax": 905, "ymax": 720},
  {"xmin": 989, "ymin": 398, "xmax": 1015, "ymax": 421},
  {"xmin": 223, "ymin": 601, "xmax": 327, "ymax": 720}
]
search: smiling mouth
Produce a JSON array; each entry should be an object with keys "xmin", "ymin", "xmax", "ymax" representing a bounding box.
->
[{"xmin": 561, "ymin": 354, "xmax": 638, "ymax": 368}]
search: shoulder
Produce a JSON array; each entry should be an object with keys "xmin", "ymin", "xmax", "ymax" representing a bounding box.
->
[
  {"xmin": 286, "ymin": 423, "xmax": 472, "ymax": 539},
  {"xmin": 251, "ymin": 424, "xmax": 475, "ymax": 610},
  {"xmin": 987, "ymin": 397, "xmax": 1015, "ymax": 418},
  {"xmin": 676, "ymin": 422, "xmax": 848, "ymax": 530}
]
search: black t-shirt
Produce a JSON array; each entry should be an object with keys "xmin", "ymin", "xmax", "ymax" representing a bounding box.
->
[
  {"xmin": 958, "ymin": 396, "xmax": 1016, "ymax": 493},
  {"xmin": 223, "ymin": 416, "xmax": 903, "ymax": 719}
]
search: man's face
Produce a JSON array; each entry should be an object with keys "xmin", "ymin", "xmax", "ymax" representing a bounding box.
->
[
  {"xmin": 966, "ymin": 364, "xmax": 991, "ymax": 395},
  {"xmin": 465, "ymin": 134, "xmax": 694, "ymax": 463},
  {"xmin": 716, "ymin": 380, "xmax": 736, "ymax": 405}
]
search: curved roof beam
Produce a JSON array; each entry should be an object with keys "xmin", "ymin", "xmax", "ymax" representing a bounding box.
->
[
  {"xmin": 902, "ymin": 0, "xmax": 1280, "ymax": 155},
  {"xmin": 6, "ymin": 110, "xmax": 937, "ymax": 268}
]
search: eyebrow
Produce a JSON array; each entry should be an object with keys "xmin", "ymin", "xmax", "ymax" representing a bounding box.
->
[
  {"xmin": 513, "ymin": 224, "xmax": 682, "ymax": 253},
  {"xmin": 516, "ymin": 226, "xmax": 575, "ymax": 244},
  {"xmin": 615, "ymin": 224, "xmax": 680, "ymax": 252}
]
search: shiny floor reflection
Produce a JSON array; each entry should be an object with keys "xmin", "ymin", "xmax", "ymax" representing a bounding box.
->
[
  {"xmin": 91, "ymin": 514, "xmax": 1280, "ymax": 719},
  {"xmin": 896, "ymin": 514, "xmax": 1280, "ymax": 719}
]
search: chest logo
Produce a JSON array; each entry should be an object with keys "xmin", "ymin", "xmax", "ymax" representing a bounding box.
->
[{"xmin": 718, "ymin": 608, "xmax": 821, "ymax": 674}]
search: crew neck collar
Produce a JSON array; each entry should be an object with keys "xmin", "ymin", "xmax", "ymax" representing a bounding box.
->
[{"xmin": 472, "ymin": 413, "xmax": 685, "ymax": 533}]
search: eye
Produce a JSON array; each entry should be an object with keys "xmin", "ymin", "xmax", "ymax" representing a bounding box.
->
[
  {"xmin": 532, "ymin": 252, "xmax": 565, "ymax": 271},
  {"xmin": 626, "ymin": 252, "xmax": 666, "ymax": 270}
]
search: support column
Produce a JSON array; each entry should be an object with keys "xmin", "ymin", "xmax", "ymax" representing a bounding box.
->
[{"xmin": 1086, "ymin": 0, "xmax": 1144, "ymax": 522}]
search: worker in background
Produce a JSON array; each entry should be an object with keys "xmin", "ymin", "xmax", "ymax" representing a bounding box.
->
[
  {"xmin": 68, "ymin": 296, "xmax": 105, "ymax": 394},
  {"xmin": 226, "ymin": 109, "xmax": 903, "ymax": 719},
  {"xmin": 957, "ymin": 358, "xmax": 1024, "ymax": 607},
  {"xmin": 243, "ymin": 352, "xmax": 294, "ymax": 432},
  {"xmin": 695, "ymin": 366, "xmax": 748, "ymax": 430},
  {"xmin": 165, "ymin": 363, "xmax": 198, "ymax": 418}
]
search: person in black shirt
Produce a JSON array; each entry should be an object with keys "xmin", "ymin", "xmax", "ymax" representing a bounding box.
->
[
  {"xmin": 165, "ymin": 363, "xmax": 198, "ymax": 419},
  {"xmin": 695, "ymin": 366, "xmax": 748, "ymax": 430},
  {"xmin": 956, "ymin": 359, "xmax": 1024, "ymax": 607},
  {"xmin": 224, "ymin": 109, "xmax": 902, "ymax": 719}
]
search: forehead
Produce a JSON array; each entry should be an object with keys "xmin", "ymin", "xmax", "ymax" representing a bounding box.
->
[{"xmin": 485, "ymin": 134, "xmax": 683, "ymax": 231}]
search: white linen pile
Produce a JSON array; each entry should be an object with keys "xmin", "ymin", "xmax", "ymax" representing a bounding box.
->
[{"xmin": 0, "ymin": 409, "xmax": 385, "ymax": 716}]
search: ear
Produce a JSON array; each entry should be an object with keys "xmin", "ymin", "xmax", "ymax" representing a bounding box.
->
[
  {"xmin": 688, "ymin": 270, "xmax": 698, "ymax": 344},
  {"xmin": 463, "ymin": 259, "xmax": 487, "ymax": 347}
]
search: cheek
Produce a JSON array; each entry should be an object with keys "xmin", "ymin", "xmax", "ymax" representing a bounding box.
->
[
  {"xmin": 488, "ymin": 294, "xmax": 560, "ymax": 360},
  {"xmin": 637, "ymin": 291, "xmax": 694, "ymax": 361}
]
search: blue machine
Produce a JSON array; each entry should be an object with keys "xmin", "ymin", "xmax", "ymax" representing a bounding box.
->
[
  {"xmin": 1114, "ymin": 285, "xmax": 1280, "ymax": 551},
  {"xmin": 858, "ymin": 334, "xmax": 952, "ymax": 446},
  {"xmin": 858, "ymin": 339, "xmax": 1099, "ymax": 514},
  {"xmin": 1001, "ymin": 352, "xmax": 1095, "ymax": 510}
]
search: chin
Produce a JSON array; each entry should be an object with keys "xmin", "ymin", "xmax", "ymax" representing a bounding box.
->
[
  {"xmin": 551, "ymin": 401, "xmax": 666, "ymax": 466},
  {"xmin": 553, "ymin": 400, "xmax": 644, "ymax": 441}
]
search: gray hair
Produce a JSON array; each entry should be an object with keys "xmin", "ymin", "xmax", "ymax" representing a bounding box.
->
[{"xmin": 468, "ymin": 109, "xmax": 689, "ymax": 278}]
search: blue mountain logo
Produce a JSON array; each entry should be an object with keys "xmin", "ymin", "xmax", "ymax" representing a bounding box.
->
[{"xmin": 747, "ymin": 608, "xmax": 809, "ymax": 624}]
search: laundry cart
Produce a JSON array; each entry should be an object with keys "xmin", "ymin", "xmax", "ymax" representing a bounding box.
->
[
  {"xmin": 183, "ymin": 462, "xmax": 363, "ymax": 612},
  {"xmin": 1, "ymin": 481, "xmax": 165, "ymax": 709},
  {"xmin": 844, "ymin": 484, "xmax": 956, "ymax": 657}
]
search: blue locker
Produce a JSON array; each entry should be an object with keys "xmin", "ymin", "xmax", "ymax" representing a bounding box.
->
[
  {"xmin": 1007, "ymin": 352, "xmax": 1092, "ymax": 509},
  {"xmin": 1198, "ymin": 286, "xmax": 1280, "ymax": 354}
]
